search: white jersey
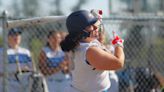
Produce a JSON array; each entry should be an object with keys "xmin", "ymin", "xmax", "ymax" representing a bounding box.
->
[{"xmin": 71, "ymin": 39, "xmax": 110, "ymax": 92}]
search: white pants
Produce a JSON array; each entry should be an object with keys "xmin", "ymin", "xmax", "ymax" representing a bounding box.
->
[
  {"xmin": 0, "ymin": 74, "xmax": 29, "ymax": 92},
  {"xmin": 47, "ymin": 79, "xmax": 71, "ymax": 92},
  {"xmin": 8, "ymin": 79, "xmax": 28, "ymax": 92}
]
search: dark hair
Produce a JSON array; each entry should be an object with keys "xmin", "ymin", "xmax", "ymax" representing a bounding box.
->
[
  {"xmin": 60, "ymin": 31, "xmax": 87, "ymax": 52},
  {"xmin": 46, "ymin": 31, "xmax": 58, "ymax": 47}
]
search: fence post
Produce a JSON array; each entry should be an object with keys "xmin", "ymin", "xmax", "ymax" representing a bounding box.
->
[{"xmin": 2, "ymin": 10, "xmax": 8, "ymax": 92}]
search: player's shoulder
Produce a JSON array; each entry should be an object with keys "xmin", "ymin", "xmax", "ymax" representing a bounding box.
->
[
  {"xmin": 18, "ymin": 47, "xmax": 31, "ymax": 54},
  {"xmin": 42, "ymin": 46, "xmax": 51, "ymax": 53},
  {"xmin": 19, "ymin": 47, "xmax": 30, "ymax": 51}
]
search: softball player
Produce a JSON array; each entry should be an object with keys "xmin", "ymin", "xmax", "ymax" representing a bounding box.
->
[
  {"xmin": 0, "ymin": 28, "xmax": 33, "ymax": 92},
  {"xmin": 60, "ymin": 10, "xmax": 125, "ymax": 92},
  {"xmin": 39, "ymin": 31, "xmax": 71, "ymax": 92}
]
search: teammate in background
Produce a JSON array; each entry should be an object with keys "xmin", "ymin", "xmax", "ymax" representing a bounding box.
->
[
  {"xmin": 38, "ymin": 31, "xmax": 71, "ymax": 92},
  {"xmin": 0, "ymin": 28, "xmax": 32, "ymax": 92},
  {"xmin": 59, "ymin": 31, "xmax": 68, "ymax": 41},
  {"xmin": 61, "ymin": 10, "xmax": 125, "ymax": 92},
  {"xmin": 148, "ymin": 67, "xmax": 164, "ymax": 92}
]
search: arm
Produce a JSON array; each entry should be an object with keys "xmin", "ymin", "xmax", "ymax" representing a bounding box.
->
[
  {"xmin": 67, "ymin": 52, "xmax": 75, "ymax": 70},
  {"xmin": 59, "ymin": 53, "xmax": 70, "ymax": 74},
  {"xmin": 86, "ymin": 46, "xmax": 124, "ymax": 70},
  {"xmin": 60, "ymin": 52, "xmax": 75, "ymax": 74},
  {"xmin": 154, "ymin": 72, "xmax": 164, "ymax": 87},
  {"xmin": 87, "ymin": 32, "xmax": 125, "ymax": 70},
  {"xmin": 22, "ymin": 51, "xmax": 33, "ymax": 72},
  {"xmin": 16, "ymin": 50, "xmax": 33, "ymax": 73}
]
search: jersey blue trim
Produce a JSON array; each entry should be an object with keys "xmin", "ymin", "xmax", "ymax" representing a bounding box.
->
[
  {"xmin": 46, "ymin": 56, "xmax": 64, "ymax": 67},
  {"xmin": 8, "ymin": 54, "xmax": 31, "ymax": 63}
]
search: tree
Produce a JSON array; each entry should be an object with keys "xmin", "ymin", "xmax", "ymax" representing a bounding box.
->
[
  {"xmin": 0, "ymin": 0, "xmax": 1, "ymax": 5},
  {"xmin": 71, "ymin": 0, "xmax": 87, "ymax": 11},
  {"xmin": 11, "ymin": 0, "xmax": 21, "ymax": 16},
  {"xmin": 159, "ymin": 0, "xmax": 164, "ymax": 11},
  {"xmin": 50, "ymin": 0, "xmax": 63, "ymax": 15},
  {"xmin": 22, "ymin": 0, "xmax": 39, "ymax": 17}
]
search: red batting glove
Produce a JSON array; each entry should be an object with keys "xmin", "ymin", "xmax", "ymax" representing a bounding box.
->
[{"xmin": 112, "ymin": 36, "xmax": 124, "ymax": 48}]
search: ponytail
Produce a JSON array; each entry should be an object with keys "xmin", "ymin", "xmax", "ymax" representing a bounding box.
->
[{"xmin": 60, "ymin": 33, "xmax": 80, "ymax": 52}]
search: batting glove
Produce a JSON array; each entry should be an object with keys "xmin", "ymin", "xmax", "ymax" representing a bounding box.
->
[{"xmin": 112, "ymin": 35, "xmax": 124, "ymax": 48}]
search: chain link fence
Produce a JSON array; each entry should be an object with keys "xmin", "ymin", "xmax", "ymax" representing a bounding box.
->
[
  {"xmin": 103, "ymin": 16, "xmax": 164, "ymax": 92},
  {"xmin": 0, "ymin": 13, "xmax": 164, "ymax": 92}
]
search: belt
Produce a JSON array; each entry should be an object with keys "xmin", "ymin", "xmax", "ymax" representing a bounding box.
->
[
  {"xmin": 54, "ymin": 79, "xmax": 64, "ymax": 82},
  {"xmin": 0, "ymin": 72, "xmax": 32, "ymax": 82},
  {"xmin": 0, "ymin": 71, "xmax": 32, "ymax": 77},
  {"xmin": 47, "ymin": 78, "xmax": 66, "ymax": 82}
]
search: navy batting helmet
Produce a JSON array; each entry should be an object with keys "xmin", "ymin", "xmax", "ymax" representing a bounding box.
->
[{"xmin": 66, "ymin": 10, "xmax": 98, "ymax": 34}]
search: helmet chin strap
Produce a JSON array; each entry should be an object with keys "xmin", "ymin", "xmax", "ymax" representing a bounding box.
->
[
  {"xmin": 80, "ymin": 30, "xmax": 91, "ymax": 39},
  {"xmin": 82, "ymin": 30, "xmax": 99, "ymax": 39}
]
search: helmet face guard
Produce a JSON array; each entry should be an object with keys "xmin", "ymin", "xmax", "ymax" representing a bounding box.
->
[{"xmin": 80, "ymin": 30, "xmax": 91, "ymax": 39}]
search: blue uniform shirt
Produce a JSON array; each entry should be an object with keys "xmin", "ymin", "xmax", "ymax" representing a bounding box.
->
[
  {"xmin": 0, "ymin": 47, "xmax": 32, "ymax": 73},
  {"xmin": 43, "ymin": 47, "xmax": 65, "ymax": 68}
]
